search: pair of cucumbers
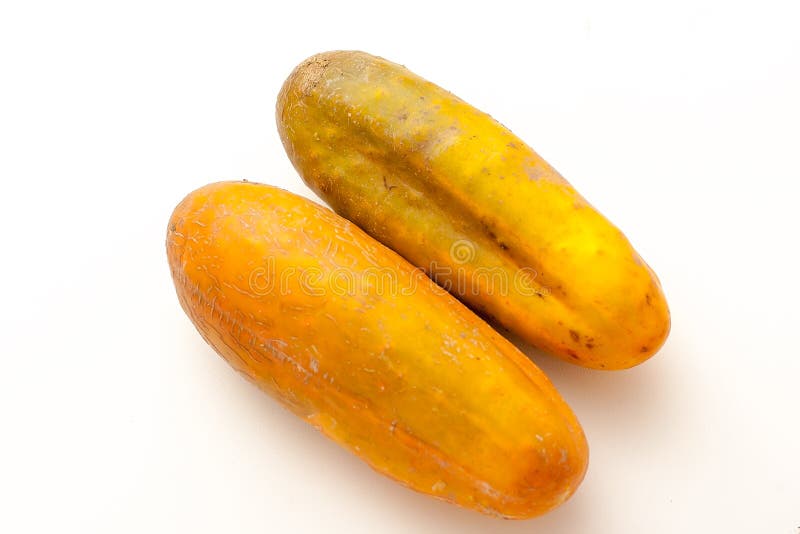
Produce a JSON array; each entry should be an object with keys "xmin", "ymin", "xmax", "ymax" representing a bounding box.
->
[{"xmin": 167, "ymin": 51, "xmax": 670, "ymax": 519}]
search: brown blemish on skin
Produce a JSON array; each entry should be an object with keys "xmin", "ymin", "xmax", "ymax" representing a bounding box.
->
[
  {"xmin": 566, "ymin": 349, "xmax": 579, "ymax": 360},
  {"xmin": 383, "ymin": 176, "xmax": 397, "ymax": 192},
  {"xmin": 569, "ymin": 330, "xmax": 580, "ymax": 342},
  {"xmin": 294, "ymin": 56, "xmax": 331, "ymax": 96},
  {"xmin": 585, "ymin": 343, "xmax": 594, "ymax": 349},
  {"xmin": 507, "ymin": 141, "xmax": 518, "ymax": 149},
  {"xmin": 526, "ymin": 166, "xmax": 543, "ymax": 181},
  {"xmin": 645, "ymin": 294, "xmax": 652, "ymax": 305},
  {"xmin": 479, "ymin": 218, "xmax": 500, "ymax": 243},
  {"xmin": 640, "ymin": 346, "xmax": 649, "ymax": 353}
]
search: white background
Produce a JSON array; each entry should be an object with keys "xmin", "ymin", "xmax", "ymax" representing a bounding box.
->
[{"xmin": 1, "ymin": 1, "xmax": 798, "ymax": 532}]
